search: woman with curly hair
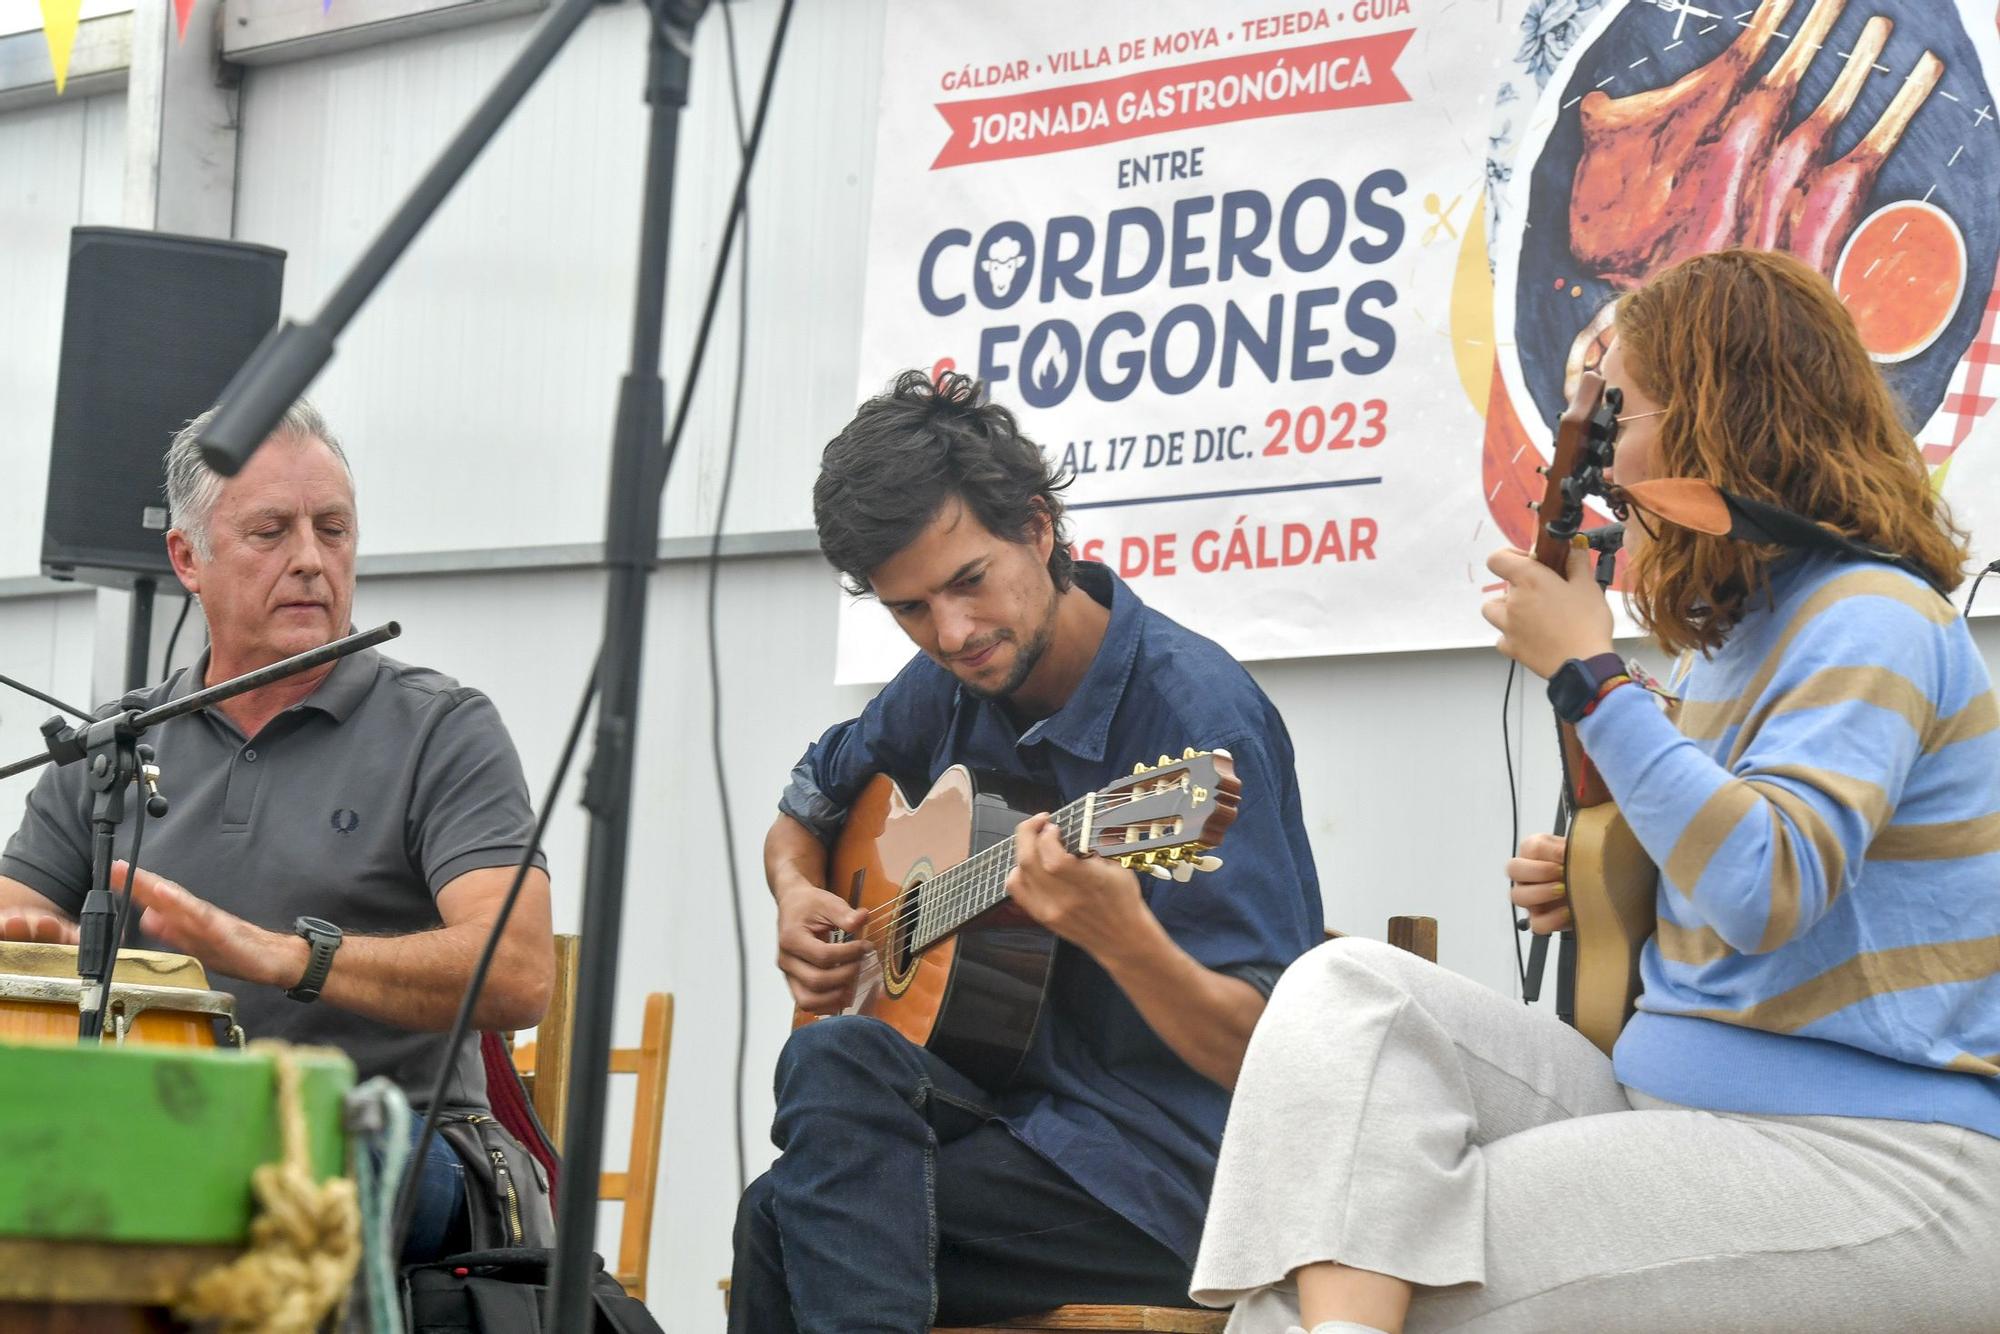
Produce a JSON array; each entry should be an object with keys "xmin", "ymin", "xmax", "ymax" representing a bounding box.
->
[{"xmin": 1190, "ymin": 249, "xmax": 2000, "ymax": 1332}]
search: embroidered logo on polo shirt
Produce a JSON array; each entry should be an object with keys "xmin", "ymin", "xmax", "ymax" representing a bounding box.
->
[{"xmin": 331, "ymin": 809, "xmax": 361, "ymax": 834}]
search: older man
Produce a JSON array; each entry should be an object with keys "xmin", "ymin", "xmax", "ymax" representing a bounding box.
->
[{"xmin": 0, "ymin": 400, "xmax": 554, "ymax": 1258}]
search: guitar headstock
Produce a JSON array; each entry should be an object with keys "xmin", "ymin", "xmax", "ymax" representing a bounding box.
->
[
  {"xmin": 1531, "ymin": 370, "xmax": 1621, "ymax": 575},
  {"xmin": 1083, "ymin": 749, "xmax": 1239, "ymax": 881}
]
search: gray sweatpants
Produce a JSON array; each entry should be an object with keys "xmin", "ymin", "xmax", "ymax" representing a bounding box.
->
[{"xmin": 1191, "ymin": 938, "xmax": 2000, "ymax": 1333}]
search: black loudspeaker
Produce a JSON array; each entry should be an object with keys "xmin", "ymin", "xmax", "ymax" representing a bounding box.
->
[{"xmin": 42, "ymin": 227, "xmax": 285, "ymax": 589}]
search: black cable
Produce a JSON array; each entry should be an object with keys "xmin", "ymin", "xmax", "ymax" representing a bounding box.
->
[
  {"xmin": 1501, "ymin": 659, "xmax": 1528, "ymax": 997},
  {"xmin": 1963, "ymin": 558, "xmax": 2000, "ymax": 619},
  {"xmin": 390, "ymin": 656, "xmax": 600, "ymax": 1258},
  {"xmin": 712, "ymin": 0, "xmax": 753, "ymax": 1200},
  {"xmin": 657, "ymin": 0, "xmax": 793, "ymax": 476},
  {"xmin": 91, "ymin": 776, "xmax": 150, "ymax": 1041},
  {"xmin": 162, "ymin": 594, "xmax": 194, "ymax": 680}
]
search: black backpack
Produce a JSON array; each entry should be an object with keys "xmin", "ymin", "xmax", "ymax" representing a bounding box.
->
[{"xmin": 403, "ymin": 1248, "xmax": 664, "ymax": 1334}]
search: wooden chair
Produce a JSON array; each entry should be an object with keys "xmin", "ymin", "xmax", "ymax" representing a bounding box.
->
[
  {"xmin": 935, "ymin": 915, "xmax": 1438, "ymax": 1334},
  {"xmin": 512, "ymin": 934, "xmax": 675, "ymax": 1302}
]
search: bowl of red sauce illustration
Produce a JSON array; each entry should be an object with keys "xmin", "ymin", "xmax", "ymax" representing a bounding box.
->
[{"xmin": 1835, "ymin": 199, "xmax": 1968, "ymax": 364}]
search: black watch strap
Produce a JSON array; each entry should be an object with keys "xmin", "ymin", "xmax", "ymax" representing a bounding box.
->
[{"xmin": 287, "ymin": 916, "xmax": 342, "ymax": 1003}]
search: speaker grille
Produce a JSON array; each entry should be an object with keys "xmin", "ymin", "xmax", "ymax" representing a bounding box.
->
[{"xmin": 42, "ymin": 227, "xmax": 285, "ymax": 589}]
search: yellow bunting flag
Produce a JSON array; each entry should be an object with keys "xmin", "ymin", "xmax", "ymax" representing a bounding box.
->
[
  {"xmin": 174, "ymin": 0, "xmax": 195, "ymax": 41},
  {"xmin": 38, "ymin": 0, "xmax": 83, "ymax": 94}
]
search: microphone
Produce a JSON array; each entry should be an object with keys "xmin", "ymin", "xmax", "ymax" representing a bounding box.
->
[
  {"xmin": 1587, "ymin": 523, "xmax": 1625, "ymax": 590},
  {"xmin": 194, "ymin": 318, "xmax": 336, "ymax": 476}
]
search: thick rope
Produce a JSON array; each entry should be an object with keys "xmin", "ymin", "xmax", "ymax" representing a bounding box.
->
[{"xmin": 175, "ymin": 1041, "xmax": 362, "ymax": 1334}]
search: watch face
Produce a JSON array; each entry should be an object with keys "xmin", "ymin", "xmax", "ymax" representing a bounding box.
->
[
  {"xmin": 297, "ymin": 916, "xmax": 340, "ymax": 938},
  {"xmin": 1551, "ymin": 663, "xmax": 1594, "ymax": 720}
]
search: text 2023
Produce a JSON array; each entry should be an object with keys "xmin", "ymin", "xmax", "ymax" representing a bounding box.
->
[{"xmin": 1264, "ymin": 400, "xmax": 1387, "ymax": 455}]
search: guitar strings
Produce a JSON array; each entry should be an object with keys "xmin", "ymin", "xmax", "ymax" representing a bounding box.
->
[
  {"xmin": 839, "ymin": 786, "xmax": 1205, "ymax": 996},
  {"xmin": 842, "ymin": 788, "xmax": 1165, "ymax": 937},
  {"xmin": 849, "ymin": 800, "xmax": 1091, "ymax": 948},
  {"xmin": 844, "ymin": 786, "xmax": 1181, "ymax": 944}
]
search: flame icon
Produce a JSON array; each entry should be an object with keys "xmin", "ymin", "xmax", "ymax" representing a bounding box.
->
[{"xmin": 1032, "ymin": 337, "xmax": 1069, "ymax": 395}]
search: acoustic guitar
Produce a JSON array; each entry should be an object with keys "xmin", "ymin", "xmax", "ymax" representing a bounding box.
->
[
  {"xmin": 1529, "ymin": 371, "xmax": 1659, "ymax": 1056},
  {"xmin": 794, "ymin": 750, "xmax": 1239, "ymax": 1090}
]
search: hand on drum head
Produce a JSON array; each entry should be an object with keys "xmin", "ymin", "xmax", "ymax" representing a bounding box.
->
[
  {"xmin": 0, "ymin": 904, "xmax": 78, "ymax": 945},
  {"xmin": 116, "ymin": 861, "xmax": 305, "ymax": 990}
]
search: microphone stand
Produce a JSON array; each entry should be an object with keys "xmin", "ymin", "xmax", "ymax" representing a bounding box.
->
[
  {"xmin": 551, "ymin": 4, "xmax": 705, "ymax": 1324},
  {"xmin": 0, "ymin": 621, "xmax": 402, "ymax": 1041}
]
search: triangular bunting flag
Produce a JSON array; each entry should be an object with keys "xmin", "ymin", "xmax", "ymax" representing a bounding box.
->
[
  {"xmin": 38, "ymin": 0, "xmax": 83, "ymax": 95},
  {"xmin": 173, "ymin": 0, "xmax": 195, "ymax": 41}
]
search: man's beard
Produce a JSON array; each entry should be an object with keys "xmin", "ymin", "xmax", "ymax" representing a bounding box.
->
[{"xmin": 958, "ymin": 588, "xmax": 1061, "ymax": 701}]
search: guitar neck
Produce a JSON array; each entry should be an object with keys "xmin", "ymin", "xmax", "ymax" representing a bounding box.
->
[
  {"xmin": 909, "ymin": 794, "xmax": 1092, "ymax": 954},
  {"xmin": 1560, "ymin": 720, "xmax": 1613, "ymax": 808}
]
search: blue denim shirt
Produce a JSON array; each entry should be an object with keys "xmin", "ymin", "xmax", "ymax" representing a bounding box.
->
[{"xmin": 781, "ymin": 562, "xmax": 1323, "ymax": 1263}]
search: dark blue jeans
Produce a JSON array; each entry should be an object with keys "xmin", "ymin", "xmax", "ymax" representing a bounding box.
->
[
  {"xmin": 391, "ymin": 1116, "xmax": 473, "ymax": 1263},
  {"xmin": 729, "ymin": 1016, "xmax": 1189, "ymax": 1333}
]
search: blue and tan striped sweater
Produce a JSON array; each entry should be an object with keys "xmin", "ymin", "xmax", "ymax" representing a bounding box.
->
[{"xmin": 1578, "ymin": 554, "xmax": 2000, "ymax": 1136}]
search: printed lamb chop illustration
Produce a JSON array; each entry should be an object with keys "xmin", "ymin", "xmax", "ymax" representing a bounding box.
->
[
  {"xmin": 1567, "ymin": 0, "xmax": 1946, "ymax": 288},
  {"xmin": 1646, "ymin": 0, "xmax": 1849, "ymax": 270},
  {"xmin": 1751, "ymin": 15, "xmax": 1892, "ymax": 249},
  {"xmin": 1568, "ymin": 0, "xmax": 1797, "ymax": 287},
  {"xmin": 1783, "ymin": 50, "xmax": 1946, "ymax": 273}
]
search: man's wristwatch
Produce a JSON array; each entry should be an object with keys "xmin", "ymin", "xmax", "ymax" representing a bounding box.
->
[
  {"xmin": 1548, "ymin": 652, "xmax": 1631, "ymax": 724},
  {"xmin": 286, "ymin": 916, "xmax": 343, "ymax": 1003}
]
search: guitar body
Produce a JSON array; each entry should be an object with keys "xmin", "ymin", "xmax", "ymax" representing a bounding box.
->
[
  {"xmin": 806, "ymin": 767, "xmax": 1062, "ymax": 1092},
  {"xmin": 1564, "ymin": 792, "xmax": 1657, "ymax": 1055}
]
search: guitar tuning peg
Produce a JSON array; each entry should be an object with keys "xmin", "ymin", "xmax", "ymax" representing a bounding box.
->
[
  {"xmin": 1171, "ymin": 862, "xmax": 1195, "ymax": 882},
  {"xmin": 1192, "ymin": 855, "xmax": 1223, "ymax": 873},
  {"xmin": 1183, "ymin": 747, "xmax": 1197, "ymax": 759},
  {"xmin": 1157, "ymin": 754, "xmax": 1171, "ymax": 767},
  {"xmin": 1148, "ymin": 865, "xmax": 1173, "ymax": 880},
  {"xmin": 1132, "ymin": 761, "xmax": 1147, "ymax": 775}
]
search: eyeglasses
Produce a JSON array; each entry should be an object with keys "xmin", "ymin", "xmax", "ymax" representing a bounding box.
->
[{"xmin": 1615, "ymin": 409, "xmax": 1666, "ymax": 424}]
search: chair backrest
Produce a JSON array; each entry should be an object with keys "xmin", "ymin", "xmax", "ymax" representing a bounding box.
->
[
  {"xmin": 599, "ymin": 992, "xmax": 674, "ymax": 1300},
  {"xmin": 509, "ymin": 934, "xmax": 674, "ymax": 1301},
  {"xmin": 1326, "ymin": 914, "xmax": 1438, "ymax": 963}
]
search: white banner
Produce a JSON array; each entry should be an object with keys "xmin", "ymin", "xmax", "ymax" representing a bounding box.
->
[{"xmin": 840, "ymin": 0, "xmax": 2000, "ymax": 683}]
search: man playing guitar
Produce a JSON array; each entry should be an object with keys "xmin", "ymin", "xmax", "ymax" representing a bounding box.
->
[
  {"xmin": 731, "ymin": 370, "xmax": 1323, "ymax": 1331},
  {"xmin": 1189, "ymin": 250, "xmax": 2000, "ymax": 1333}
]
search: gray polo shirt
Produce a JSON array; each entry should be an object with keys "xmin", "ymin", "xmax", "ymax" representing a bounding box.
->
[{"xmin": 1, "ymin": 648, "xmax": 545, "ymax": 1111}]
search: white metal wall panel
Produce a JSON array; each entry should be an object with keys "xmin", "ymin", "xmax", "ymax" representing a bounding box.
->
[
  {"xmin": 0, "ymin": 591, "xmax": 101, "ymax": 814},
  {"xmin": 0, "ymin": 92, "xmax": 125, "ymax": 582},
  {"xmin": 232, "ymin": 0, "xmax": 884, "ymax": 561}
]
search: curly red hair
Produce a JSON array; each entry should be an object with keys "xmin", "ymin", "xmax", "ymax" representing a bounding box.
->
[{"xmin": 1613, "ymin": 248, "xmax": 1968, "ymax": 654}]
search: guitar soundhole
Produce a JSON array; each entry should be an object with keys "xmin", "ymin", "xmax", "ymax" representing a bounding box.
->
[{"xmin": 883, "ymin": 877, "xmax": 923, "ymax": 997}]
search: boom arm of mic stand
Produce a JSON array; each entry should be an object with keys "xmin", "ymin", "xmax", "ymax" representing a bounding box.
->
[
  {"xmin": 193, "ymin": 0, "xmax": 610, "ymax": 476},
  {"xmin": 0, "ymin": 623, "xmax": 403, "ymax": 783}
]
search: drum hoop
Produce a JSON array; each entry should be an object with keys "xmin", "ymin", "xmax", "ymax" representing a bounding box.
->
[{"xmin": 0, "ymin": 971, "xmax": 240, "ymax": 1022}]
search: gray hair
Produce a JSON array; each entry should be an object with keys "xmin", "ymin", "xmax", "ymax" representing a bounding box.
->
[{"xmin": 163, "ymin": 399, "xmax": 352, "ymax": 559}]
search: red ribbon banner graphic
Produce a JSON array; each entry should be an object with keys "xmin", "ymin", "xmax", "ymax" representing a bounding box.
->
[{"xmin": 930, "ymin": 31, "xmax": 1414, "ymax": 170}]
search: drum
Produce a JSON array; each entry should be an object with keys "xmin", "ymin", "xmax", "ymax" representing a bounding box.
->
[{"xmin": 0, "ymin": 942, "xmax": 242, "ymax": 1048}]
